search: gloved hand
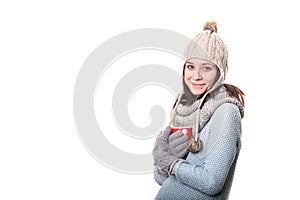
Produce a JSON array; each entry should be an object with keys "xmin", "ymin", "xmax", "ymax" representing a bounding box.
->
[
  {"xmin": 169, "ymin": 130, "xmax": 189, "ymax": 158},
  {"xmin": 152, "ymin": 126, "xmax": 178, "ymax": 176}
]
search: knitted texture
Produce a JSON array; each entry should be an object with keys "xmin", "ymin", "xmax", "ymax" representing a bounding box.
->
[
  {"xmin": 184, "ymin": 21, "xmax": 228, "ymax": 88},
  {"xmin": 168, "ymin": 131, "xmax": 189, "ymax": 158},
  {"xmin": 154, "ymin": 103, "xmax": 242, "ymax": 199},
  {"xmin": 153, "ymin": 126, "xmax": 178, "ymax": 176},
  {"xmin": 173, "ymin": 85, "xmax": 244, "ymax": 138}
]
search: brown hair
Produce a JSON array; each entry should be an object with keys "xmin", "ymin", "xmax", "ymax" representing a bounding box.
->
[{"xmin": 224, "ymin": 83, "xmax": 245, "ymax": 107}]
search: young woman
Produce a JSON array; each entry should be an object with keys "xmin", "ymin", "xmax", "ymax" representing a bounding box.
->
[{"xmin": 153, "ymin": 21, "xmax": 245, "ymax": 199}]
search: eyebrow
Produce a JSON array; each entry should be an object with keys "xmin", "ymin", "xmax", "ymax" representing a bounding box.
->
[{"xmin": 185, "ymin": 61, "xmax": 194, "ymax": 65}]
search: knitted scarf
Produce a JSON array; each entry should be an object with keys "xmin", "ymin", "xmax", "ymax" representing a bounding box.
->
[{"xmin": 171, "ymin": 85, "xmax": 244, "ymax": 138}]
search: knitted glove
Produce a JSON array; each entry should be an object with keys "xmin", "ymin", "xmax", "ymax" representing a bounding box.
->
[
  {"xmin": 153, "ymin": 126, "xmax": 178, "ymax": 176},
  {"xmin": 169, "ymin": 130, "xmax": 189, "ymax": 158}
]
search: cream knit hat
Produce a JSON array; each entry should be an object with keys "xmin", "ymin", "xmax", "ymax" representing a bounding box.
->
[{"xmin": 185, "ymin": 21, "xmax": 228, "ymax": 86}]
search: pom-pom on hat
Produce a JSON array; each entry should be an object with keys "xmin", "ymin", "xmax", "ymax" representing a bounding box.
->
[{"xmin": 185, "ymin": 21, "xmax": 228, "ymax": 86}]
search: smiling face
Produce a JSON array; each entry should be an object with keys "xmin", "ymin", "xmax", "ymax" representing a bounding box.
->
[{"xmin": 184, "ymin": 58, "xmax": 218, "ymax": 97}]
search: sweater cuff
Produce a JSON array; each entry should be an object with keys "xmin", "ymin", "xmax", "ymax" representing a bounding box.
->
[{"xmin": 169, "ymin": 159, "xmax": 185, "ymax": 177}]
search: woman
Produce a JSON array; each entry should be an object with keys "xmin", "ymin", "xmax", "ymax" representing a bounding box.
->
[{"xmin": 153, "ymin": 21, "xmax": 245, "ymax": 199}]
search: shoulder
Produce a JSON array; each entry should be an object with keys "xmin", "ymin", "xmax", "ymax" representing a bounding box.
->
[
  {"xmin": 211, "ymin": 103, "xmax": 242, "ymax": 124},
  {"xmin": 206, "ymin": 103, "xmax": 242, "ymax": 148}
]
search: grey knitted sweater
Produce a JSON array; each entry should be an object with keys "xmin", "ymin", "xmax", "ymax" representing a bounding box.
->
[{"xmin": 154, "ymin": 87, "xmax": 243, "ymax": 199}]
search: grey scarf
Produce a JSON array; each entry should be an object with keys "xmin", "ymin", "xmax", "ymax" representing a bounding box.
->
[{"xmin": 170, "ymin": 85, "xmax": 244, "ymax": 139}]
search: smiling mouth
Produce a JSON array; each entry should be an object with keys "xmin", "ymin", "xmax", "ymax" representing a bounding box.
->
[{"xmin": 191, "ymin": 83, "xmax": 206, "ymax": 88}]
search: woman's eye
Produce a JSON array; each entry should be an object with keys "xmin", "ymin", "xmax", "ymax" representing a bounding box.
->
[
  {"xmin": 203, "ymin": 66, "xmax": 211, "ymax": 71},
  {"xmin": 186, "ymin": 65, "xmax": 194, "ymax": 69}
]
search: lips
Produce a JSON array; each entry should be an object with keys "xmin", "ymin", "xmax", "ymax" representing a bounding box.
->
[{"xmin": 191, "ymin": 83, "xmax": 206, "ymax": 88}]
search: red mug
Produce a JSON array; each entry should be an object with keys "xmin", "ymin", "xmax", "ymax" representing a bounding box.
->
[{"xmin": 171, "ymin": 127, "xmax": 192, "ymax": 139}]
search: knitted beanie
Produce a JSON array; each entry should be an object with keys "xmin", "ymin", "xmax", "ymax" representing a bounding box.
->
[{"xmin": 184, "ymin": 21, "xmax": 228, "ymax": 86}]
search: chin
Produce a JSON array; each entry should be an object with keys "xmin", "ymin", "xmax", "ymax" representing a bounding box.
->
[{"xmin": 192, "ymin": 90, "xmax": 205, "ymax": 96}]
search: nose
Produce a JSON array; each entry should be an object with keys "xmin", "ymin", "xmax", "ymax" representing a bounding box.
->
[{"xmin": 192, "ymin": 69, "xmax": 203, "ymax": 80}]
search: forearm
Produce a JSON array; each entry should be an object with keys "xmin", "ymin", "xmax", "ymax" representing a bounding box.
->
[{"xmin": 175, "ymin": 147, "xmax": 237, "ymax": 195}]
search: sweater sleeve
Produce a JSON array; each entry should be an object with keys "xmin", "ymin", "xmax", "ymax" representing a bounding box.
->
[{"xmin": 174, "ymin": 103, "xmax": 242, "ymax": 195}]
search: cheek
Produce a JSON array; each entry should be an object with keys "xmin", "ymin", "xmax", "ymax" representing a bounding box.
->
[
  {"xmin": 203, "ymin": 71, "xmax": 217, "ymax": 84},
  {"xmin": 184, "ymin": 69, "xmax": 193, "ymax": 80}
]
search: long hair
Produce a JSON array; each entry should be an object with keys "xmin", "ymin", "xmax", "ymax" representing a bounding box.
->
[{"xmin": 223, "ymin": 83, "xmax": 245, "ymax": 107}]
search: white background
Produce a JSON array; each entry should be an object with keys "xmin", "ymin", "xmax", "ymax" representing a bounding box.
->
[{"xmin": 1, "ymin": 0, "xmax": 300, "ymax": 199}]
